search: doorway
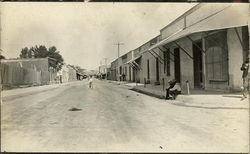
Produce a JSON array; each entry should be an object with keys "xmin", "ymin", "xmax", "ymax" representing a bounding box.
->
[
  {"xmin": 156, "ymin": 58, "xmax": 159, "ymax": 82},
  {"xmin": 174, "ymin": 48, "xmax": 181, "ymax": 83},
  {"xmin": 193, "ymin": 40, "xmax": 203, "ymax": 88}
]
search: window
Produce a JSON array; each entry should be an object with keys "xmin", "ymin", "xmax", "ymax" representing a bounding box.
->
[
  {"xmin": 119, "ymin": 66, "xmax": 122, "ymax": 75},
  {"xmin": 125, "ymin": 66, "xmax": 127, "ymax": 76},
  {"xmin": 163, "ymin": 48, "xmax": 170, "ymax": 76}
]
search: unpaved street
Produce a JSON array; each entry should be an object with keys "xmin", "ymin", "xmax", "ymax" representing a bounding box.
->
[{"xmin": 1, "ymin": 80, "xmax": 249, "ymax": 152}]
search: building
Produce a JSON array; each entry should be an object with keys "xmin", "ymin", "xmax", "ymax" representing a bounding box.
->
[
  {"xmin": 109, "ymin": 3, "xmax": 249, "ymax": 92},
  {"xmin": 0, "ymin": 57, "xmax": 57, "ymax": 89},
  {"xmin": 58, "ymin": 64, "xmax": 77, "ymax": 83},
  {"xmin": 110, "ymin": 59, "xmax": 118, "ymax": 81},
  {"xmin": 124, "ymin": 50, "xmax": 135, "ymax": 82},
  {"xmin": 126, "ymin": 35, "xmax": 162, "ymax": 85},
  {"xmin": 146, "ymin": 3, "xmax": 249, "ymax": 91},
  {"xmin": 99, "ymin": 64, "xmax": 110, "ymax": 79}
]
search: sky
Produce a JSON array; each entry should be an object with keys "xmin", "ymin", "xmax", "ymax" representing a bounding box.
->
[{"xmin": 1, "ymin": 2, "xmax": 196, "ymax": 70}]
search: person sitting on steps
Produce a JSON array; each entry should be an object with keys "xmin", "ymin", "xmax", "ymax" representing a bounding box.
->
[{"xmin": 166, "ymin": 79, "xmax": 181, "ymax": 100}]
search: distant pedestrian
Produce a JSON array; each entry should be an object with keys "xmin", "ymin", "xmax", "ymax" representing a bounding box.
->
[
  {"xmin": 88, "ymin": 75, "xmax": 93, "ymax": 88},
  {"xmin": 122, "ymin": 74, "xmax": 126, "ymax": 81},
  {"xmin": 241, "ymin": 58, "xmax": 249, "ymax": 99}
]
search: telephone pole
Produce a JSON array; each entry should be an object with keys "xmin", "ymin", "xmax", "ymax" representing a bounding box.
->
[
  {"xmin": 113, "ymin": 42, "xmax": 124, "ymax": 58},
  {"xmin": 104, "ymin": 58, "xmax": 108, "ymax": 80}
]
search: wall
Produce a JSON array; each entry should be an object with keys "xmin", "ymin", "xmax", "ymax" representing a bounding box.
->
[
  {"xmin": 0, "ymin": 58, "xmax": 52, "ymax": 89},
  {"xmin": 162, "ymin": 33, "xmax": 203, "ymax": 89},
  {"xmin": 68, "ymin": 67, "xmax": 77, "ymax": 81},
  {"xmin": 141, "ymin": 49, "xmax": 162, "ymax": 85},
  {"xmin": 117, "ymin": 57, "xmax": 123, "ymax": 81},
  {"xmin": 110, "ymin": 59, "xmax": 118, "ymax": 81},
  {"xmin": 227, "ymin": 27, "xmax": 245, "ymax": 91}
]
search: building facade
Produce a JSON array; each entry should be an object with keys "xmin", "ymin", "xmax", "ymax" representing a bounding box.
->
[
  {"xmin": 147, "ymin": 3, "xmax": 249, "ymax": 91},
  {"xmin": 109, "ymin": 3, "xmax": 249, "ymax": 92}
]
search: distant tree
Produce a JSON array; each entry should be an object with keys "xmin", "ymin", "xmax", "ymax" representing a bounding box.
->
[
  {"xmin": 19, "ymin": 45, "xmax": 64, "ymax": 71},
  {"xmin": 0, "ymin": 55, "xmax": 5, "ymax": 60},
  {"xmin": 20, "ymin": 47, "xmax": 29, "ymax": 58}
]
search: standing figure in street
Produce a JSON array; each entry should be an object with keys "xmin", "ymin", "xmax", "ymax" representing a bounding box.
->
[
  {"xmin": 88, "ymin": 75, "xmax": 93, "ymax": 89},
  {"xmin": 241, "ymin": 59, "xmax": 249, "ymax": 99},
  {"xmin": 122, "ymin": 73, "xmax": 126, "ymax": 81}
]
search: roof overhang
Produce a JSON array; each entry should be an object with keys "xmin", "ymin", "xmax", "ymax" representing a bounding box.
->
[
  {"xmin": 146, "ymin": 4, "xmax": 249, "ymax": 52},
  {"xmin": 125, "ymin": 56, "xmax": 142, "ymax": 64}
]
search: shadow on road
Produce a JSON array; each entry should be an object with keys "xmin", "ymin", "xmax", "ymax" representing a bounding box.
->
[{"xmin": 68, "ymin": 107, "xmax": 82, "ymax": 111}]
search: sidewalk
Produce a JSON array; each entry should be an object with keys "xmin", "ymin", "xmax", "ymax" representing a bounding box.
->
[
  {"xmin": 107, "ymin": 80, "xmax": 249, "ymax": 109},
  {"xmin": 133, "ymin": 84, "xmax": 249, "ymax": 109}
]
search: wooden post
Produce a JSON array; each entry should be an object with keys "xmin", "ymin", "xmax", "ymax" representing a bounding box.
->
[{"xmin": 186, "ymin": 80, "xmax": 190, "ymax": 95}]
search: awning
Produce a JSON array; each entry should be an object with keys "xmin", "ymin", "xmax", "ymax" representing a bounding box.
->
[
  {"xmin": 125, "ymin": 55, "xmax": 142, "ymax": 64},
  {"xmin": 125, "ymin": 56, "xmax": 142, "ymax": 70},
  {"xmin": 147, "ymin": 4, "xmax": 249, "ymax": 52}
]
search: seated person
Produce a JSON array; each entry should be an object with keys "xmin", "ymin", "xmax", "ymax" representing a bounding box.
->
[{"xmin": 166, "ymin": 79, "xmax": 181, "ymax": 100}]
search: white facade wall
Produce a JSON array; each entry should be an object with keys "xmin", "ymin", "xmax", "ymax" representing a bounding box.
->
[{"xmin": 227, "ymin": 27, "xmax": 244, "ymax": 91}]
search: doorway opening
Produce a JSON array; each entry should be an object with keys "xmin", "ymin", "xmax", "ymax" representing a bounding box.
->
[
  {"xmin": 193, "ymin": 40, "xmax": 203, "ymax": 88},
  {"xmin": 174, "ymin": 48, "xmax": 181, "ymax": 83}
]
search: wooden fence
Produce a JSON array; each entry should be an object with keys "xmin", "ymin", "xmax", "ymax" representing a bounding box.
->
[{"xmin": 0, "ymin": 63, "xmax": 51, "ymax": 89}]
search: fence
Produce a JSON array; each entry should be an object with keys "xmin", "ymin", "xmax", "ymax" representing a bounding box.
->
[{"xmin": 0, "ymin": 63, "xmax": 51, "ymax": 89}]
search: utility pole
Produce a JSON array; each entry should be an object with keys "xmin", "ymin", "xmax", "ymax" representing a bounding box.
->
[
  {"xmin": 104, "ymin": 58, "xmax": 108, "ymax": 80},
  {"xmin": 113, "ymin": 42, "xmax": 124, "ymax": 58}
]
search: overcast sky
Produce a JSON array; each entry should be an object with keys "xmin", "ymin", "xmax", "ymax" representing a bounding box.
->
[{"xmin": 1, "ymin": 2, "xmax": 196, "ymax": 70}]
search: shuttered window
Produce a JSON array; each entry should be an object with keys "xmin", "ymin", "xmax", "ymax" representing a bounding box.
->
[
  {"xmin": 163, "ymin": 49, "xmax": 171, "ymax": 76},
  {"xmin": 205, "ymin": 31, "xmax": 228, "ymax": 81}
]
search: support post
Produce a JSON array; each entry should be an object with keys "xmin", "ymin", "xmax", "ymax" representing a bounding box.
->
[{"xmin": 186, "ymin": 80, "xmax": 190, "ymax": 95}]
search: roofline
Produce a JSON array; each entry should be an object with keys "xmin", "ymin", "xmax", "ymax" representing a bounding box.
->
[
  {"xmin": 134, "ymin": 34, "xmax": 161, "ymax": 51},
  {"xmin": 119, "ymin": 50, "xmax": 134, "ymax": 59},
  {"xmin": 160, "ymin": 3, "xmax": 201, "ymax": 33},
  {"xmin": 1, "ymin": 57, "xmax": 50, "ymax": 62}
]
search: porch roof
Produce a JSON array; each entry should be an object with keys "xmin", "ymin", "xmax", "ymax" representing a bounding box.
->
[
  {"xmin": 125, "ymin": 55, "xmax": 142, "ymax": 64},
  {"xmin": 147, "ymin": 4, "xmax": 249, "ymax": 51}
]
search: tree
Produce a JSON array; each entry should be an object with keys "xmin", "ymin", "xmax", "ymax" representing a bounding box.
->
[
  {"xmin": 0, "ymin": 55, "xmax": 5, "ymax": 60},
  {"xmin": 20, "ymin": 47, "xmax": 29, "ymax": 58},
  {"xmin": 19, "ymin": 45, "xmax": 64, "ymax": 71}
]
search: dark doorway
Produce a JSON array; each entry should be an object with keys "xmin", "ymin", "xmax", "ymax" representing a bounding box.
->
[
  {"xmin": 147, "ymin": 59, "xmax": 150, "ymax": 80},
  {"xmin": 156, "ymin": 58, "xmax": 159, "ymax": 81},
  {"xmin": 129, "ymin": 66, "xmax": 131, "ymax": 81},
  {"xmin": 132, "ymin": 68, "xmax": 135, "ymax": 82},
  {"xmin": 174, "ymin": 48, "xmax": 181, "ymax": 83},
  {"xmin": 193, "ymin": 40, "xmax": 203, "ymax": 88}
]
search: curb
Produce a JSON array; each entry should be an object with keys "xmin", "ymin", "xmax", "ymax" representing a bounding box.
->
[{"xmin": 131, "ymin": 87, "xmax": 166, "ymax": 99}]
